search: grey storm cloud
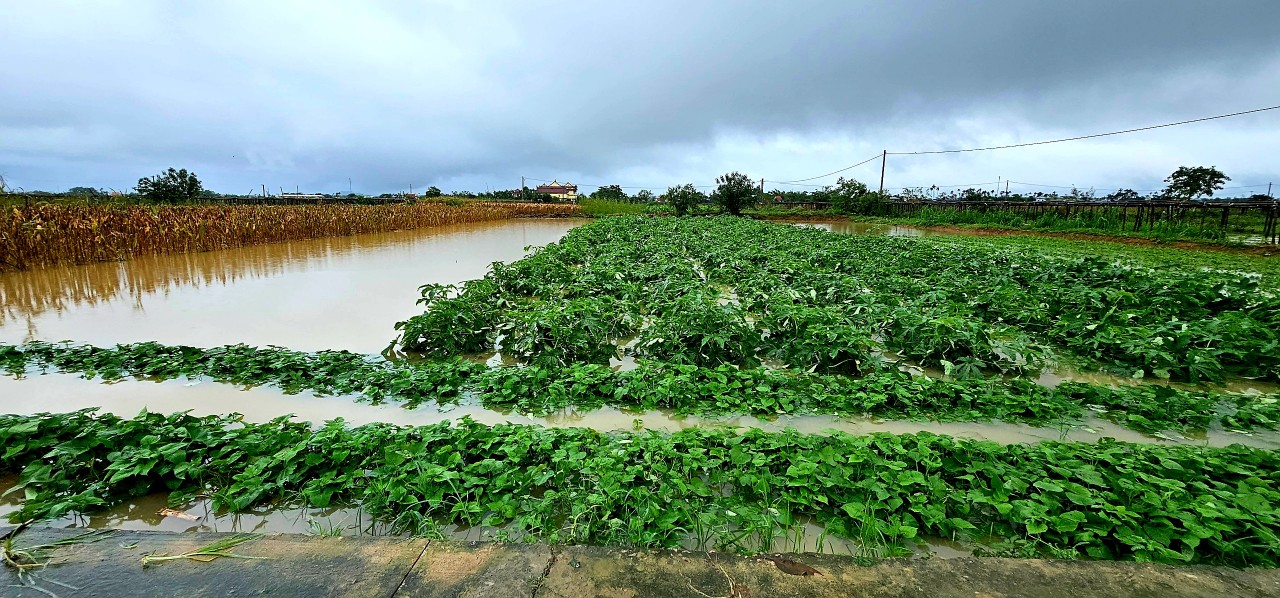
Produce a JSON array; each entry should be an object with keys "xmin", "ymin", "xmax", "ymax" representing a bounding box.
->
[{"xmin": 2, "ymin": 0, "xmax": 1278, "ymax": 195}]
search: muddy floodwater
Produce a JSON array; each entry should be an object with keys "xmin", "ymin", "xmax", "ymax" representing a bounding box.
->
[
  {"xmin": 0, "ymin": 218, "xmax": 588, "ymax": 353},
  {"xmin": 788, "ymin": 221, "xmax": 931, "ymax": 237},
  {"xmin": 3, "ymin": 373, "xmax": 1275, "ymax": 450}
]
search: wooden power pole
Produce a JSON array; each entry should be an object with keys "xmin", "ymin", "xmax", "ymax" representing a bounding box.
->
[{"xmin": 878, "ymin": 150, "xmax": 887, "ymax": 194}]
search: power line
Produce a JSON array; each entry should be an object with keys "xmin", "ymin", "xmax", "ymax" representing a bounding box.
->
[
  {"xmin": 524, "ymin": 176, "xmax": 714, "ymax": 190},
  {"xmin": 768, "ymin": 153, "xmax": 883, "ymax": 184},
  {"xmin": 769, "ymin": 103, "xmax": 1280, "ymax": 186},
  {"xmin": 767, "ymin": 181, "xmax": 831, "ymax": 188},
  {"xmin": 1008, "ymin": 180, "xmax": 1272, "ymax": 193},
  {"xmin": 890, "ymin": 181, "xmax": 1002, "ymax": 191},
  {"xmin": 887, "ymin": 104, "xmax": 1280, "ymax": 155}
]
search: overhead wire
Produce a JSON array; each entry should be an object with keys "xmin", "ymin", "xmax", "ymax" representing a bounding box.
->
[
  {"xmin": 769, "ymin": 103, "xmax": 1280, "ymax": 185},
  {"xmin": 766, "ymin": 153, "xmax": 884, "ymax": 184},
  {"xmin": 887, "ymin": 104, "xmax": 1280, "ymax": 155},
  {"xmin": 524, "ymin": 105, "xmax": 1279, "ymax": 195}
]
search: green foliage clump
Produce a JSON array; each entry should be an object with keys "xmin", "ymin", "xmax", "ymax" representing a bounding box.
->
[
  {"xmin": 590, "ymin": 185, "xmax": 628, "ymax": 201},
  {"xmin": 1164, "ymin": 166, "xmax": 1230, "ymax": 200},
  {"xmin": 135, "ymin": 168, "xmax": 203, "ymax": 203},
  {"xmin": 712, "ymin": 171, "xmax": 757, "ymax": 215},
  {"xmin": 396, "ymin": 281, "xmax": 504, "ymax": 355},
  {"xmin": 829, "ymin": 177, "xmax": 887, "ymax": 215},
  {"xmin": 664, "ymin": 183, "xmax": 705, "ymax": 216},
  {"xmin": 3, "ymin": 410, "xmax": 1279, "ymax": 566}
]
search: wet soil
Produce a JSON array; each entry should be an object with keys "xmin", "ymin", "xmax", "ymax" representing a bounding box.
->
[{"xmin": 2, "ymin": 527, "xmax": 1276, "ymax": 598}]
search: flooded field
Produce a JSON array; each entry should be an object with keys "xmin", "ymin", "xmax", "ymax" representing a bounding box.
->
[
  {"xmin": 5, "ymin": 216, "xmax": 1279, "ymax": 565},
  {"xmin": 0, "ymin": 218, "xmax": 587, "ymax": 353},
  {"xmin": 3, "ymin": 372, "xmax": 1275, "ymax": 449},
  {"xmin": 3, "ymin": 216, "xmax": 1276, "ymax": 448}
]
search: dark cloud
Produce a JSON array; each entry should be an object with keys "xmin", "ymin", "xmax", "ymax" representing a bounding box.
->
[{"xmin": 1, "ymin": 1, "xmax": 1278, "ymax": 194}]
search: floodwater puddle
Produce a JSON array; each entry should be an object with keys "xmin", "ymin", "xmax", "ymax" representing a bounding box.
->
[
  {"xmin": 3, "ymin": 372, "xmax": 1276, "ymax": 450},
  {"xmin": 0, "ymin": 218, "xmax": 587, "ymax": 353},
  {"xmin": 788, "ymin": 220, "xmax": 930, "ymax": 237}
]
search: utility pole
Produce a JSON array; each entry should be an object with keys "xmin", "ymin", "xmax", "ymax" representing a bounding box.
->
[
  {"xmin": 1005, "ymin": 180, "xmax": 1010, "ymax": 195},
  {"xmin": 878, "ymin": 150, "xmax": 887, "ymax": 194},
  {"xmin": 1269, "ymin": 182, "xmax": 1273, "ymax": 198},
  {"xmin": 262, "ymin": 184, "xmax": 267, "ymax": 197},
  {"xmin": 760, "ymin": 178, "xmax": 765, "ymax": 196},
  {"xmin": 348, "ymin": 178, "xmax": 352, "ymax": 195},
  {"xmin": 521, "ymin": 176, "xmax": 526, "ymax": 199}
]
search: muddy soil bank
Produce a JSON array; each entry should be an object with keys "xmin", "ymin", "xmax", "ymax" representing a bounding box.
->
[{"xmin": 2, "ymin": 527, "xmax": 1276, "ymax": 597}]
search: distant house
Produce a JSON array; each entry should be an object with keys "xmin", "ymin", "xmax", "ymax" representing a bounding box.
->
[{"xmin": 535, "ymin": 180, "xmax": 579, "ymax": 201}]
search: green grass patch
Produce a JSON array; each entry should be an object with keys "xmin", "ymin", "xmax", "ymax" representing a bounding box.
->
[{"xmin": 578, "ymin": 199, "xmax": 649, "ymax": 216}]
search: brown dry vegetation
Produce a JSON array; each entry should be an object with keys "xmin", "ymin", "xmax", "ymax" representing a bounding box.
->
[{"xmin": 0, "ymin": 201, "xmax": 580, "ymax": 271}]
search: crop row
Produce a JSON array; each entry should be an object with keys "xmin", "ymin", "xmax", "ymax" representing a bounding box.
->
[
  {"xmin": 397, "ymin": 217, "xmax": 1280, "ymax": 382},
  {"xmin": 2, "ymin": 410, "xmax": 1277, "ymax": 566},
  {"xmin": 4, "ymin": 341, "xmax": 1276, "ymax": 434},
  {"xmin": 0, "ymin": 201, "xmax": 579, "ymax": 271}
]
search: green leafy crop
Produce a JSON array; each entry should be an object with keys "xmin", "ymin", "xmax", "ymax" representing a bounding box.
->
[
  {"xmin": 2, "ymin": 411, "xmax": 1278, "ymax": 566},
  {"xmin": 395, "ymin": 217, "xmax": 1280, "ymax": 383}
]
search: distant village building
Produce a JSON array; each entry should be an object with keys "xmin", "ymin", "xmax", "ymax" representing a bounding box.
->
[{"xmin": 535, "ymin": 181, "xmax": 579, "ymax": 201}]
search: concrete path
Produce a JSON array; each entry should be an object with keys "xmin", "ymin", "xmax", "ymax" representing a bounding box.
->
[{"xmin": 3, "ymin": 527, "xmax": 1278, "ymax": 597}]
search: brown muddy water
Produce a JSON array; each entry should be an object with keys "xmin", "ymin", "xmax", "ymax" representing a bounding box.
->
[
  {"xmin": 3, "ymin": 373, "xmax": 1276, "ymax": 450},
  {"xmin": 789, "ymin": 221, "xmax": 931, "ymax": 237},
  {"xmin": 0, "ymin": 218, "xmax": 588, "ymax": 353}
]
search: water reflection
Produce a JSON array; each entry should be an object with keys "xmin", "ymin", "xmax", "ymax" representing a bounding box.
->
[
  {"xmin": 0, "ymin": 219, "xmax": 586, "ymax": 353},
  {"xmin": 788, "ymin": 220, "xmax": 929, "ymax": 237}
]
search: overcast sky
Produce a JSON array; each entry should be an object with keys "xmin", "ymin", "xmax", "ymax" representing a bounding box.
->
[{"xmin": 2, "ymin": 1, "xmax": 1278, "ymax": 196}]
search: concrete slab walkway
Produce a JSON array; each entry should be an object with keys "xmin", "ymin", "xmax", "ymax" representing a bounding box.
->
[{"xmin": 3, "ymin": 527, "xmax": 1278, "ymax": 597}]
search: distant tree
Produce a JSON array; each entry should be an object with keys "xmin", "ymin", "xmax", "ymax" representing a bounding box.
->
[
  {"xmin": 136, "ymin": 168, "xmax": 203, "ymax": 203},
  {"xmin": 591, "ymin": 185, "xmax": 628, "ymax": 201},
  {"xmin": 712, "ymin": 171, "xmax": 757, "ymax": 215},
  {"xmin": 424, "ymin": 186, "xmax": 443, "ymax": 198},
  {"xmin": 830, "ymin": 177, "xmax": 876, "ymax": 214},
  {"xmin": 1104, "ymin": 188, "xmax": 1141, "ymax": 202},
  {"xmin": 634, "ymin": 189, "xmax": 654, "ymax": 202},
  {"xmin": 66, "ymin": 186, "xmax": 105, "ymax": 198},
  {"xmin": 665, "ymin": 184, "xmax": 705, "ymax": 216},
  {"xmin": 1163, "ymin": 166, "xmax": 1230, "ymax": 201}
]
